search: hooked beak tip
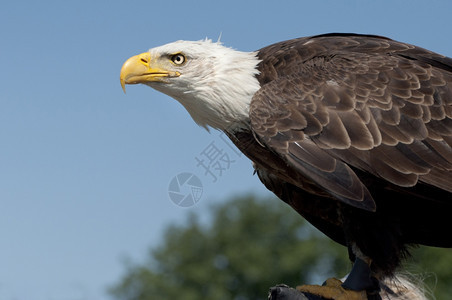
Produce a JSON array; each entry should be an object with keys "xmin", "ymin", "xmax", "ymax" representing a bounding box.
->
[{"xmin": 120, "ymin": 78, "xmax": 126, "ymax": 93}]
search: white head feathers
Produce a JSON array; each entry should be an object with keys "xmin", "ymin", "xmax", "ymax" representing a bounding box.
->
[{"xmin": 146, "ymin": 39, "xmax": 261, "ymax": 131}]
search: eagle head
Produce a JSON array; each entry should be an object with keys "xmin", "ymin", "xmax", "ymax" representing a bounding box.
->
[{"xmin": 120, "ymin": 39, "xmax": 261, "ymax": 131}]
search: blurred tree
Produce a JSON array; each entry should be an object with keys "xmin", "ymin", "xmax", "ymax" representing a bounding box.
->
[
  {"xmin": 409, "ymin": 246, "xmax": 452, "ymax": 300},
  {"xmin": 109, "ymin": 195, "xmax": 451, "ymax": 300}
]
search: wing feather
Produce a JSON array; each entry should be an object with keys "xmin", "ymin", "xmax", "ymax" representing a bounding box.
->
[{"xmin": 250, "ymin": 34, "xmax": 452, "ymax": 208}]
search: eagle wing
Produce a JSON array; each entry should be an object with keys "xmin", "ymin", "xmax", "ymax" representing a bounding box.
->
[{"xmin": 249, "ymin": 34, "xmax": 452, "ymax": 211}]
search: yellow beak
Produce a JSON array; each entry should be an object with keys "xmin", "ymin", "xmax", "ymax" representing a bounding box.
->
[{"xmin": 120, "ymin": 52, "xmax": 180, "ymax": 93}]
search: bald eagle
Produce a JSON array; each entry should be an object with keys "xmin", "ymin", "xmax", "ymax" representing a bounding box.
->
[{"xmin": 120, "ymin": 33, "xmax": 452, "ymax": 300}]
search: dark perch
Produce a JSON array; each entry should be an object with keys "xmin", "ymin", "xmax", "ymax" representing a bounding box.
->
[{"xmin": 268, "ymin": 285, "xmax": 326, "ymax": 300}]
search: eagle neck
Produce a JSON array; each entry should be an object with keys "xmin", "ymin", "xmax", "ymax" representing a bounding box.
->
[{"xmin": 174, "ymin": 50, "xmax": 261, "ymax": 132}]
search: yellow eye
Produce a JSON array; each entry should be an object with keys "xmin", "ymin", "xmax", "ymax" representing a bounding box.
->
[{"xmin": 171, "ymin": 54, "xmax": 186, "ymax": 65}]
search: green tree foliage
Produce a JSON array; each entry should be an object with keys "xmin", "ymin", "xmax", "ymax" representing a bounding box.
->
[
  {"xmin": 409, "ymin": 246, "xmax": 452, "ymax": 300},
  {"xmin": 109, "ymin": 195, "xmax": 451, "ymax": 300}
]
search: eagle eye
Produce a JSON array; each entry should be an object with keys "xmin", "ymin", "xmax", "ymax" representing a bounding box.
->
[{"xmin": 170, "ymin": 54, "xmax": 186, "ymax": 65}]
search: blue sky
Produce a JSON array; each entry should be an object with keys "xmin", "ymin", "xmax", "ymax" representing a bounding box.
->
[{"xmin": 1, "ymin": 1, "xmax": 451, "ymax": 299}]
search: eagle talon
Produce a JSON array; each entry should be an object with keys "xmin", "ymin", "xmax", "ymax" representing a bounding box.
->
[{"xmin": 297, "ymin": 278, "xmax": 368, "ymax": 300}]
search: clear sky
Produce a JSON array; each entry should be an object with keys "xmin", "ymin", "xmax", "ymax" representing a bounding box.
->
[{"xmin": 1, "ymin": 1, "xmax": 451, "ymax": 299}]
